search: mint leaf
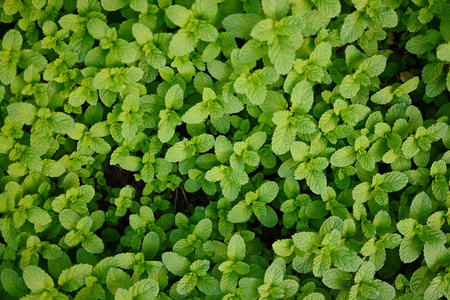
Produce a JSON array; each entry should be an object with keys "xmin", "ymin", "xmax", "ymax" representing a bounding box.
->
[
  {"xmin": 162, "ymin": 252, "xmax": 190, "ymax": 276},
  {"xmin": 23, "ymin": 266, "xmax": 54, "ymax": 293},
  {"xmin": 58, "ymin": 264, "xmax": 93, "ymax": 292},
  {"xmin": 341, "ymin": 11, "xmax": 368, "ymax": 43}
]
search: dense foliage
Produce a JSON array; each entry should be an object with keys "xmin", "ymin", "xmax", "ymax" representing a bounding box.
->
[{"xmin": 1, "ymin": 0, "xmax": 450, "ymax": 299}]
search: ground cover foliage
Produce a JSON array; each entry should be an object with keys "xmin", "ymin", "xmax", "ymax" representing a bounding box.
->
[{"xmin": 1, "ymin": 0, "xmax": 450, "ymax": 299}]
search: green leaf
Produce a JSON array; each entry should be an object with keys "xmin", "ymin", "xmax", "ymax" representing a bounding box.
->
[
  {"xmin": 82, "ymin": 233, "xmax": 104, "ymax": 254},
  {"xmin": 323, "ymin": 269, "xmax": 353, "ymax": 289},
  {"xmin": 314, "ymin": 0, "xmax": 341, "ymax": 17},
  {"xmin": 158, "ymin": 116, "xmax": 178, "ymax": 143},
  {"xmin": 247, "ymin": 131, "xmax": 267, "ymax": 150},
  {"xmin": 410, "ymin": 192, "xmax": 432, "ymax": 223},
  {"xmin": 42, "ymin": 160, "xmax": 66, "ymax": 177},
  {"xmin": 432, "ymin": 178, "xmax": 448, "ymax": 202},
  {"xmin": 165, "ymin": 84, "xmax": 184, "ymax": 109},
  {"xmin": 313, "ymin": 249, "xmax": 332, "ymax": 276},
  {"xmin": 259, "ymin": 67, "xmax": 279, "ymax": 85},
  {"xmin": 87, "ymin": 19, "xmax": 108, "ymax": 40},
  {"xmin": 169, "ymin": 29, "xmax": 197, "ymax": 56},
  {"xmin": 106, "ymin": 267, "xmax": 132, "ymax": 294},
  {"xmin": 410, "ymin": 266, "xmax": 435, "ymax": 294},
  {"xmin": 101, "ymin": 0, "xmax": 128, "ymax": 11},
  {"xmin": 7, "ymin": 103, "xmax": 37, "ymax": 125},
  {"xmin": 341, "ymin": 104, "xmax": 370, "ymax": 126},
  {"xmin": 264, "ymin": 264, "xmax": 284, "ymax": 286},
  {"xmin": 89, "ymin": 137, "xmax": 111, "ymax": 154},
  {"xmin": 58, "ymin": 264, "xmax": 93, "ymax": 292},
  {"xmin": 280, "ymin": 279, "xmax": 299, "ymax": 297},
  {"xmin": 406, "ymin": 31, "xmax": 441, "ymax": 55},
  {"xmin": 165, "ymin": 141, "xmax": 187, "ymax": 162},
  {"xmin": 402, "ymin": 136, "xmax": 419, "ymax": 158},
  {"xmin": 371, "ymin": 87, "xmax": 394, "ymax": 104},
  {"xmin": 292, "ymin": 232, "xmax": 320, "ymax": 252},
  {"xmin": 49, "ymin": 112, "xmax": 75, "ymax": 134},
  {"xmin": 21, "ymin": 146, "xmax": 43, "ymax": 172},
  {"xmin": 129, "ymin": 279, "xmax": 159, "ymax": 300},
  {"xmin": 373, "ymin": 7, "xmax": 398, "ymax": 27},
  {"xmin": 1, "ymin": 268, "xmax": 28, "ymax": 298},
  {"xmin": 208, "ymin": 61, "xmax": 233, "ymax": 81},
  {"xmin": 380, "ymin": 171, "xmax": 408, "ymax": 192},
  {"xmin": 162, "ymin": 252, "xmax": 190, "ymax": 276},
  {"xmin": 195, "ymin": 22, "xmax": 218, "ymax": 42},
  {"xmin": 23, "ymin": 266, "xmax": 54, "ymax": 293},
  {"xmin": 132, "ymin": 23, "xmax": 153, "ymax": 44},
  {"xmin": 340, "ymin": 11, "xmax": 368, "ymax": 43},
  {"xmin": 251, "ymin": 19, "xmax": 275, "ymax": 42},
  {"xmin": 330, "ymin": 146, "xmax": 357, "ymax": 167},
  {"xmin": 355, "ymin": 262, "xmax": 375, "ymax": 283},
  {"xmin": 397, "ymin": 218, "xmax": 417, "ymax": 237},
  {"xmin": 115, "ymin": 288, "xmax": 132, "ymax": 300},
  {"xmin": 304, "ymin": 293, "xmax": 326, "ymax": 300},
  {"xmin": 228, "ymin": 201, "xmax": 252, "ymax": 223},
  {"xmin": 220, "ymin": 271, "xmax": 238, "ymax": 293},
  {"xmin": 234, "ymin": 75, "xmax": 267, "ymax": 105},
  {"xmin": 257, "ymin": 181, "xmax": 279, "ymax": 203},
  {"xmin": 305, "ymin": 170, "xmax": 327, "ymax": 195},
  {"xmin": 359, "ymin": 55, "xmax": 387, "ymax": 77},
  {"xmin": 2, "ymin": 29, "xmax": 23, "ymax": 52},
  {"xmin": 424, "ymin": 244, "xmax": 447, "ymax": 271},
  {"xmin": 272, "ymin": 111, "xmax": 296, "ymax": 155},
  {"xmin": 192, "ymin": 0, "xmax": 217, "ymax": 20},
  {"xmin": 262, "ymin": 0, "xmax": 289, "ymax": 20},
  {"xmin": 306, "ymin": 201, "xmax": 327, "ymax": 219},
  {"xmin": 214, "ymin": 137, "xmax": 233, "ymax": 164},
  {"xmin": 370, "ymin": 280, "xmax": 396, "ymax": 300},
  {"xmin": 331, "ymin": 247, "xmax": 362, "ymax": 272},
  {"xmin": 240, "ymin": 39, "xmax": 264, "ymax": 63},
  {"xmin": 257, "ymin": 205, "xmax": 278, "ymax": 228},
  {"xmin": 177, "ymin": 273, "xmax": 197, "ymax": 295},
  {"xmin": 142, "ymin": 232, "xmax": 160, "ymax": 259},
  {"xmin": 291, "ymin": 80, "xmax": 314, "ymax": 114},
  {"xmin": 420, "ymin": 226, "xmax": 446, "ymax": 244},
  {"xmin": 130, "ymin": 0, "xmax": 147, "ymax": 12},
  {"xmin": 447, "ymin": 73, "xmax": 450, "ymax": 92},
  {"xmin": 197, "ymin": 275, "xmax": 221, "ymax": 295},
  {"xmin": 268, "ymin": 36, "xmax": 296, "ymax": 74},
  {"xmin": 119, "ymin": 156, "xmax": 142, "ymax": 171},
  {"xmin": 272, "ymin": 239, "xmax": 295, "ymax": 257},
  {"xmin": 123, "ymin": 67, "xmax": 143, "ymax": 83},
  {"xmin": 222, "ymin": 14, "xmax": 264, "ymax": 39},
  {"xmin": 423, "ymin": 62, "xmax": 444, "ymax": 84},
  {"xmin": 228, "ymin": 234, "xmax": 246, "ymax": 261},
  {"xmin": 182, "ymin": 102, "xmax": 209, "ymax": 124},
  {"xmin": 28, "ymin": 207, "xmax": 51, "ymax": 226},
  {"xmin": 166, "ymin": 5, "xmax": 192, "ymax": 27},
  {"xmin": 59, "ymin": 209, "xmax": 81, "ymax": 230},
  {"xmin": 399, "ymin": 236, "xmax": 423, "ymax": 263},
  {"xmin": 424, "ymin": 275, "xmax": 447, "ymax": 300},
  {"xmin": 193, "ymin": 218, "xmax": 212, "ymax": 241},
  {"xmin": 426, "ymin": 123, "xmax": 448, "ymax": 141},
  {"xmin": 340, "ymin": 75, "xmax": 360, "ymax": 98},
  {"xmin": 0, "ymin": 60, "xmax": 17, "ymax": 85},
  {"xmin": 396, "ymin": 76, "xmax": 420, "ymax": 95}
]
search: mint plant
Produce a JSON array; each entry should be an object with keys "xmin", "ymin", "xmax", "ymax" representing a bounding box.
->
[{"xmin": 2, "ymin": 0, "xmax": 450, "ymax": 299}]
